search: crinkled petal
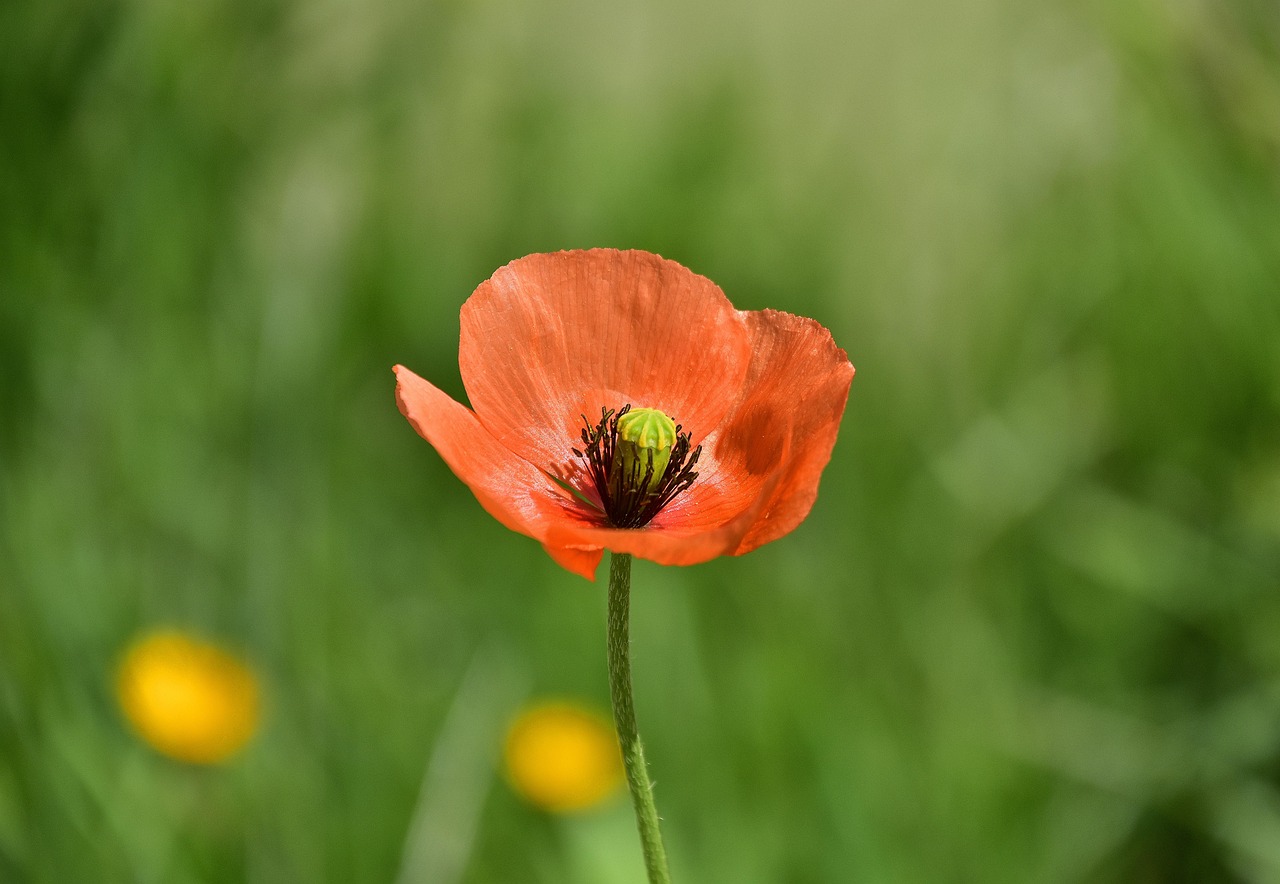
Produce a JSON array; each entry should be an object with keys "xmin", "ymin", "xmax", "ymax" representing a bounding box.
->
[
  {"xmin": 394, "ymin": 365, "xmax": 582, "ymax": 541},
  {"xmin": 541, "ymin": 544, "xmax": 605, "ymax": 580},
  {"xmin": 713, "ymin": 310, "xmax": 854, "ymax": 554},
  {"xmin": 643, "ymin": 382, "xmax": 795, "ymax": 536},
  {"xmin": 543, "ymin": 462, "xmax": 785, "ymax": 568},
  {"xmin": 459, "ymin": 249, "xmax": 753, "ymax": 473},
  {"xmin": 622, "ymin": 309, "xmax": 851, "ymax": 557}
]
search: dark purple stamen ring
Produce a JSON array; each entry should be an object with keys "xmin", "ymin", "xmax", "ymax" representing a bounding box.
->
[{"xmin": 571, "ymin": 405, "xmax": 702, "ymax": 529}]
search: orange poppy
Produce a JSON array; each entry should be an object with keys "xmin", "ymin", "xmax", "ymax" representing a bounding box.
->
[{"xmin": 394, "ymin": 249, "xmax": 854, "ymax": 580}]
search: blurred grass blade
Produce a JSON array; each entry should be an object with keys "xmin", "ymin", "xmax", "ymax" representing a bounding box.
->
[{"xmin": 395, "ymin": 645, "xmax": 528, "ymax": 884}]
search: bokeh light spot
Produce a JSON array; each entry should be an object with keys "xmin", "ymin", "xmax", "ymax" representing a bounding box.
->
[
  {"xmin": 503, "ymin": 701, "xmax": 623, "ymax": 813},
  {"xmin": 116, "ymin": 630, "xmax": 261, "ymax": 765}
]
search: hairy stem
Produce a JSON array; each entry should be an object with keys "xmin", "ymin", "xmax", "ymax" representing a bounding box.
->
[{"xmin": 606, "ymin": 552, "xmax": 671, "ymax": 884}]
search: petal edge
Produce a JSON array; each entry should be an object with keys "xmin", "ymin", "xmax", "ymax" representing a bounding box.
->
[
  {"xmin": 394, "ymin": 365, "xmax": 580, "ymax": 543},
  {"xmin": 459, "ymin": 250, "xmax": 754, "ymax": 472}
]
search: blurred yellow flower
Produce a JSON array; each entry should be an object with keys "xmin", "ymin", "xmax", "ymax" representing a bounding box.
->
[
  {"xmin": 504, "ymin": 701, "xmax": 624, "ymax": 813},
  {"xmin": 116, "ymin": 630, "xmax": 260, "ymax": 764}
]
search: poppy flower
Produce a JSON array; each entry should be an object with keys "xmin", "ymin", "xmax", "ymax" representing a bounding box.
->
[{"xmin": 394, "ymin": 249, "xmax": 853, "ymax": 580}]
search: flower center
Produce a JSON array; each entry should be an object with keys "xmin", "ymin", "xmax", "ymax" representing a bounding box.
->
[{"xmin": 571, "ymin": 405, "xmax": 702, "ymax": 528}]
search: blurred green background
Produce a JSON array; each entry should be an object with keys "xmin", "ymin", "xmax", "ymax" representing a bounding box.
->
[{"xmin": 3, "ymin": 0, "xmax": 1280, "ymax": 880}]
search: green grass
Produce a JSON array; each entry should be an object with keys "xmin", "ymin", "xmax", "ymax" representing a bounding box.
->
[{"xmin": 3, "ymin": 0, "xmax": 1280, "ymax": 880}]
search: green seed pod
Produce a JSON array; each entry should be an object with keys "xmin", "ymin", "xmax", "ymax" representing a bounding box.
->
[{"xmin": 612, "ymin": 407, "xmax": 677, "ymax": 494}]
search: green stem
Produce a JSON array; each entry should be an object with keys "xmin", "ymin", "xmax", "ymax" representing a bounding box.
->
[{"xmin": 606, "ymin": 552, "xmax": 672, "ymax": 884}]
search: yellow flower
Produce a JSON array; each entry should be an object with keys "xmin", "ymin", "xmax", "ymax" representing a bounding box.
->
[
  {"xmin": 504, "ymin": 701, "xmax": 624, "ymax": 813},
  {"xmin": 116, "ymin": 630, "xmax": 261, "ymax": 764}
]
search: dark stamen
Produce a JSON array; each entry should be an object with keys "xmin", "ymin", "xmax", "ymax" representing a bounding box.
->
[{"xmin": 571, "ymin": 404, "xmax": 701, "ymax": 529}]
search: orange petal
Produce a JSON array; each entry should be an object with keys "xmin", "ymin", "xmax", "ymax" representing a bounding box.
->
[
  {"xmin": 458, "ymin": 250, "xmax": 753, "ymax": 474},
  {"xmin": 716, "ymin": 310, "xmax": 854, "ymax": 554},
  {"xmin": 394, "ymin": 365, "xmax": 583, "ymax": 541},
  {"xmin": 541, "ymin": 544, "xmax": 604, "ymax": 580},
  {"xmin": 543, "ymin": 451, "xmax": 786, "ymax": 567}
]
